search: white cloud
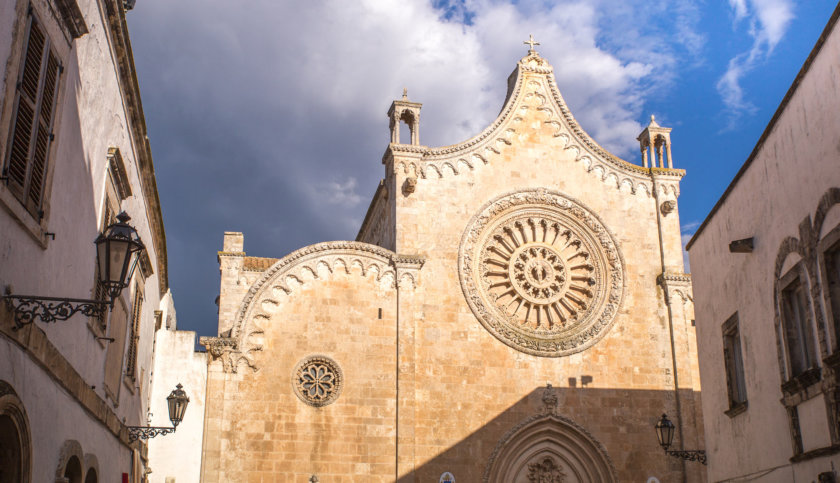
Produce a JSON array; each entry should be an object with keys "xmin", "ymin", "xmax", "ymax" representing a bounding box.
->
[
  {"xmin": 681, "ymin": 220, "xmax": 701, "ymax": 232},
  {"xmin": 718, "ymin": 0, "xmax": 794, "ymax": 126},
  {"xmin": 125, "ymin": 0, "xmax": 709, "ymax": 334},
  {"xmin": 729, "ymin": 0, "xmax": 749, "ymax": 23},
  {"xmin": 317, "ymin": 178, "xmax": 363, "ymax": 207}
]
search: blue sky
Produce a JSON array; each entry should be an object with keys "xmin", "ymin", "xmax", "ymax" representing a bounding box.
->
[{"xmin": 127, "ymin": 0, "xmax": 838, "ymax": 339}]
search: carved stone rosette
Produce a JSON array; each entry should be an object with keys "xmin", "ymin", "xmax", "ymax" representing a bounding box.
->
[
  {"xmin": 292, "ymin": 355, "xmax": 343, "ymax": 407},
  {"xmin": 459, "ymin": 189, "xmax": 624, "ymax": 357}
]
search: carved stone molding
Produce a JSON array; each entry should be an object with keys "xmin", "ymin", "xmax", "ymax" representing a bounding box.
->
[
  {"xmin": 388, "ymin": 53, "xmax": 685, "ymax": 198},
  {"xmin": 657, "ymin": 272, "xmax": 692, "ymax": 306},
  {"xmin": 219, "ymin": 241, "xmax": 424, "ymax": 373},
  {"xmin": 459, "ymin": 189, "xmax": 624, "ymax": 357},
  {"xmin": 527, "ymin": 456, "xmax": 566, "ymax": 483},
  {"xmin": 292, "ymin": 355, "xmax": 343, "ymax": 407},
  {"xmin": 198, "ymin": 336, "xmax": 255, "ymax": 373},
  {"xmin": 482, "ymin": 402, "xmax": 617, "ymax": 482}
]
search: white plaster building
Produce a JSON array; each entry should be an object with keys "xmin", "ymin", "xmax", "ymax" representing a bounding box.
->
[
  {"xmin": 0, "ymin": 0, "xmax": 199, "ymax": 481},
  {"xmin": 146, "ymin": 293, "xmax": 206, "ymax": 483},
  {"xmin": 687, "ymin": 4, "xmax": 840, "ymax": 482}
]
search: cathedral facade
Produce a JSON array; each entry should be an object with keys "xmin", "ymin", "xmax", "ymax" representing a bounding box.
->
[{"xmin": 199, "ymin": 46, "xmax": 704, "ymax": 482}]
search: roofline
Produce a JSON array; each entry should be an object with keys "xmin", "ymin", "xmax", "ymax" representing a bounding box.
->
[
  {"xmin": 355, "ymin": 179, "xmax": 386, "ymax": 241},
  {"xmin": 686, "ymin": 2, "xmax": 840, "ymax": 251},
  {"xmin": 104, "ymin": 0, "xmax": 169, "ymax": 295}
]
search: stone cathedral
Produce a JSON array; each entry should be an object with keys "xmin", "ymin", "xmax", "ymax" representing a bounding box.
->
[{"xmin": 199, "ymin": 43, "xmax": 704, "ymax": 482}]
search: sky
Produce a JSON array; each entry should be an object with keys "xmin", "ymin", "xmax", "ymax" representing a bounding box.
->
[{"xmin": 126, "ymin": 0, "xmax": 838, "ymax": 339}]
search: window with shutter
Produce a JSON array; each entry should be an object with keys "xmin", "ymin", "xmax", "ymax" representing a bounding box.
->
[
  {"xmin": 780, "ymin": 271, "xmax": 819, "ymax": 378},
  {"xmin": 722, "ymin": 313, "xmax": 747, "ymax": 415},
  {"xmin": 125, "ymin": 283, "xmax": 143, "ymax": 381},
  {"xmin": 3, "ymin": 13, "xmax": 62, "ymax": 218}
]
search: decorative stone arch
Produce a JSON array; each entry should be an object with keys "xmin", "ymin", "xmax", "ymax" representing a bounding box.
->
[
  {"xmin": 483, "ymin": 412, "xmax": 617, "ymax": 482},
  {"xmin": 201, "ymin": 241, "xmax": 424, "ymax": 372},
  {"xmin": 83, "ymin": 453, "xmax": 99, "ymax": 483},
  {"xmin": 772, "ymin": 236, "xmax": 825, "ymax": 383},
  {"xmin": 813, "ymin": 187, "xmax": 840, "ymax": 240},
  {"xmin": 0, "ymin": 381, "xmax": 31, "ymax": 483},
  {"xmin": 55, "ymin": 440, "xmax": 84, "ymax": 483},
  {"xmin": 815, "ymin": 188, "xmax": 840, "ymax": 348}
]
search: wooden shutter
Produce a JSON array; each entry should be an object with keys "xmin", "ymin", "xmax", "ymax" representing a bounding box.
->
[
  {"xmin": 4, "ymin": 14, "xmax": 61, "ymax": 217},
  {"xmin": 27, "ymin": 50, "xmax": 60, "ymax": 213},
  {"xmin": 125, "ymin": 288, "xmax": 143, "ymax": 380}
]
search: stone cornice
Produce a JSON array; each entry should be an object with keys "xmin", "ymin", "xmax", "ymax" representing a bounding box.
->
[
  {"xmin": 104, "ymin": 0, "xmax": 168, "ymax": 296},
  {"xmin": 55, "ymin": 0, "xmax": 88, "ymax": 39}
]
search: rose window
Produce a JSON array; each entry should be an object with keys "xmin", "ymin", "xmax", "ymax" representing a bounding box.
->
[
  {"xmin": 459, "ymin": 189, "xmax": 623, "ymax": 357},
  {"xmin": 292, "ymin": 355, "xmax": 343, "ymax": 407}
]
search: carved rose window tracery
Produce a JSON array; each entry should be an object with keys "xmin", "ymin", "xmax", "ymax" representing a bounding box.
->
[
  {"xmin": 459, "ymin": 189, "xmax": 624, "ymax": 357},
  {"xmin": 292, "ymin": 355, "xmax": 343, "ymax": 407}
]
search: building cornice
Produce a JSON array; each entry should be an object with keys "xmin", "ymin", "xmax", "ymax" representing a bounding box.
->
[{"xmin": 103, "ymin": 0, "xmax": 168, "ymax": 296}]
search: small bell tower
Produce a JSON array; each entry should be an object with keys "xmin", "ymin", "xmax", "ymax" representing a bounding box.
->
[
  {"xmin": 637, "ymin": 115, "xmax": 673, "ymax": 168},
  {"xmin": 388, "ymin": 88, "xmax": 422, "ymax": 145}
]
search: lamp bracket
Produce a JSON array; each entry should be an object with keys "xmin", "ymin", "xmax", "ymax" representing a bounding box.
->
[
  {"xmin": 2, "ymin": 295, "xmax": 109, "ymax": 330},
  {"xmin": 665, "ymin": 449, "xmax": 707, "ymax": 465},
  {"xmin": 126, "ymin": 425, "xmax": 175, "ymax": 442}
]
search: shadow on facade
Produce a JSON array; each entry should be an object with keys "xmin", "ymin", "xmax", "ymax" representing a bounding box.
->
[{"xmin": 398, "ymin": 384, "xmax": 704, "ymax": 482}]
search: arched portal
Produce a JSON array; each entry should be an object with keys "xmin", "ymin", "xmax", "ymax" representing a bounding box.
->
[
  {"xmin": 483, "ymin": 413, "xmax": 617, "ymax": 483},
  {"xmin": 0, "ymin": 381, "xmax": 30, "ymax": 483},
  {"xmin": 0, "ymin": 415, "xmax": 22, "ymax": 483}
]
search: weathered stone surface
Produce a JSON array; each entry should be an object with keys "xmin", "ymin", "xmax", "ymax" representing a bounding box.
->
[{"xmin": 201, "ymin": 48, "xmax": 703, "ymax": 482}]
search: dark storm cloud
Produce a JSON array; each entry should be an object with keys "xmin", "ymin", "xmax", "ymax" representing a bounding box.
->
[{"xmin": 126, "ymin": 0, "xmax": 704, "ymax": 337}]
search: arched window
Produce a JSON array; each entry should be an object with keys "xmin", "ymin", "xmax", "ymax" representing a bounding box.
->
[
  {"xmin": 83, "ymin": 468, "xmax": 97, "ymax": 483},
  {"xmin": 55, "ymin": 440, "xmax": 84, "ymax": 483},
  {"xmin": 63, "ymin": 455, "xmax": 83, "ymax": 483},
  {"xmin": 0, "ymin": 381, "xmax": 31, "ymax": 483}
]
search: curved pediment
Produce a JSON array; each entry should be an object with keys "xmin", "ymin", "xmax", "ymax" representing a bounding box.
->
[
  {"xmin": 203, "ymin": 241, "xmax": 424, "ymax": 373},
  {"xmin": 390, "ymin": 51, "xmax": 684, "ymax": 196}
]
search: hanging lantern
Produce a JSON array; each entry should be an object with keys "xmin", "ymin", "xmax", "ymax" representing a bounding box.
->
[
  {"xmin": 655, "ymin": 413, "xmax": 675, "ymax": 450},
  {"xmin": 95, "ymin": 211, "xmax": 145, "ymax": 302},
  {"xmin": 167, "ymin": 383, "xmax": 189, "ymax": 428}
]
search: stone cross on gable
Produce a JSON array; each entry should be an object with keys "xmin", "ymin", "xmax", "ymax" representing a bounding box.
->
[{"xmin": 524, "ymin": 34, "xmax": 540, "ymax": 52}]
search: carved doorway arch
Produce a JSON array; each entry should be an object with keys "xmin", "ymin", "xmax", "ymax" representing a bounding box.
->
[{"xmin": 483, "ymin": 413, "xmax": 617, "ymax": 483}]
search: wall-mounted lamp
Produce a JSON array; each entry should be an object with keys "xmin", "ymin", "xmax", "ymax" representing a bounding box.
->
[
  {"xmin": 127, "ymin": 384, "xmax": 189, "ymax": 442},
  {"xmin": 654, "ymin": 414, "xmax": 707, "ymax": 465},
  {"xmin": 3, "ymin": 212, "xmax": 144, "ymax": 329}
]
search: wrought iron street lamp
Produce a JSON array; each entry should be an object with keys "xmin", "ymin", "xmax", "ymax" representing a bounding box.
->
[
  {"xmin": 127, "ymin": 384, "xmax": 189, "ymax": 442},
  {"xmin": 3, "ymin": 212, "xmax": 144, "ymax": 329},
  {"xmin": 654, "ymin": 414, "xmax": 707, "ymax": 465}
]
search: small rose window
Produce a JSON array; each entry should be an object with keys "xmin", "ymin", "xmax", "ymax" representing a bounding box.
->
[{"xmin": 292, "ymin": 355, "xmax": 343, "ymax": 407}]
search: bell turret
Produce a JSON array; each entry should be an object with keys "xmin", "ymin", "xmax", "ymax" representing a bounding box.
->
[{"xmin": 637, "ymin": 115, "xmax": 673, "ymax": 168}]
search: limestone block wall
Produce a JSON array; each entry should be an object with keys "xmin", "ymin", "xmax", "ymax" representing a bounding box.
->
[
  {"xmin": 201, "ymin": 249, "xmax": 403, "ymax": 482},
  {"xmin": 385, "ymin": 63, "xmax": 702, "ymax": 481},
  {"xmin": 200, "ymin": 52, "xmax": 703, "ymax": 482}
]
